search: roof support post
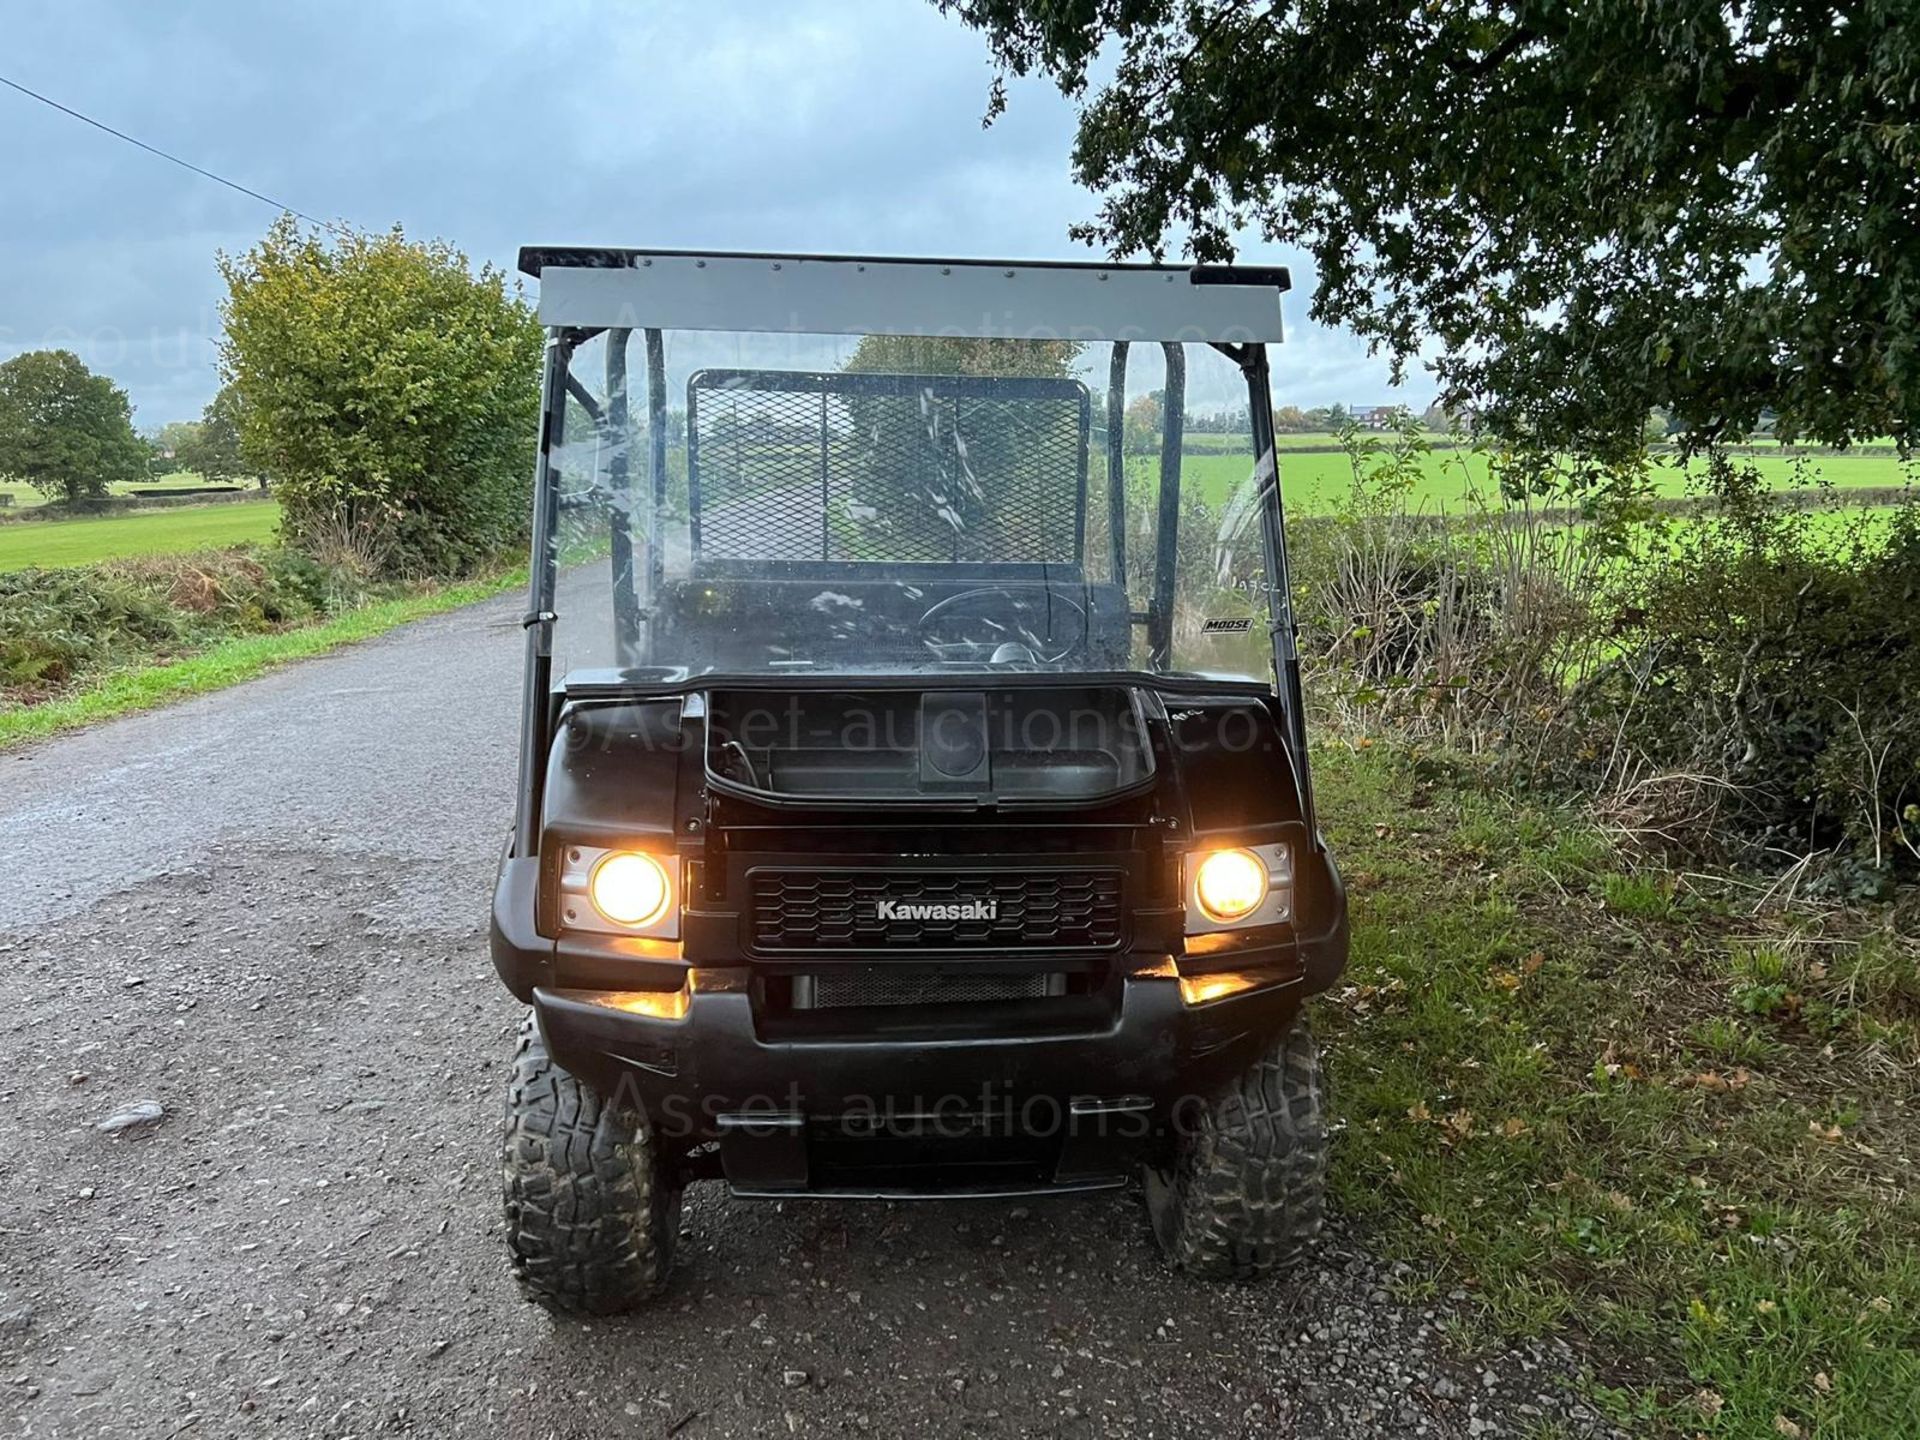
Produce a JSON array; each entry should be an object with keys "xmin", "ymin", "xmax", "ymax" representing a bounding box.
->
[
  {"xmin": 512, "ymin": 331, "xmax": 573, "ymax": 858},
  {"xmin": 1147, "ymin": 341, "xmax": 1186, "ymax": 670}
]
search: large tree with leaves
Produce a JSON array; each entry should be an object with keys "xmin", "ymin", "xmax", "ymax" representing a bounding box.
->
[
  {"xmin": 219, "ymin": 218, "xmax": 543, "ymax": 576},
  {"xmin": 937, "ymin": 1, "xmax": 1919, "ymax": 460},
  {"xmin": 0, "ymin": 350, "xmax": 149, "ymax": 503},
  {"xmin": 175, "ymin": 383, "xmax": 251, "ymax": 484}
]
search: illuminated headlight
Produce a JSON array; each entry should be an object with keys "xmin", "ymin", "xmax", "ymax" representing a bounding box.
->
[
  {"xmin": 557, "ymin": 845, "xmax": 679, "ymax": 939},
  {"xmin": 591, "ymin": 852, "xmax": 670, "ymax": 925},
  {"xmin": 1194, "ymin": 849, "xmax": 1267, "ymax": 921},
  {"xmin": 1184, "ymin": 843, "xmax": 1291, "ymax": 934}
]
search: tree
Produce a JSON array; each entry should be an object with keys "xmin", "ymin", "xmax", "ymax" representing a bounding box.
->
[
  {"xmin": 146, "ymin": 420, "xmax": 202, "ymax": 474},
  {"xmin": 175, "ymin": 384, "xmax": 249, "ymax": 483},
  {"xmin": 1272, "ymin": 405, "xmax": 1309, "ymax": 433},
  {"xmin": 845, "ymin": 334, "xmax": 1080, "ymax": 382},
  {"xmin": 936, "ymin": 1, "xmax": 1920, "ymax": 460},
  {"xmin": 0, "ymin": 350, "xmax": 149, "ymax": 503},
  {"xmin": 1123, "ymin": 391, "xmax": 1163, "ymax": 454},
  {"xmin": 218, "ymin": 218, "xmax": 543, "ymax": 575}
]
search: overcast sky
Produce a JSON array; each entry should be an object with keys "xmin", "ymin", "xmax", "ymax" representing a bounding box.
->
[{"xmin": 2, "ymin": 1, "xmax": 1422, "ymax": 427}]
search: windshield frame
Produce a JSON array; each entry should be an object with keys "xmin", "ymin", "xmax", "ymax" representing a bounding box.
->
[{"xmin": 511, "ymin": 257, "xmax": 1311, "ymax": 850}]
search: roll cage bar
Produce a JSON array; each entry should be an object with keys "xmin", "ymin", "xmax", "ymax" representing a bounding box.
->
[{"xmin": 511, "ymin": 252, "xmax": 1310, "ymax": 852}]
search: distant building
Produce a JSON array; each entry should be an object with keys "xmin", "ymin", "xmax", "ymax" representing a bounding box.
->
[{"xmin": 1349, "ymin": 404, "xmax": 1409, "ymax": 430}]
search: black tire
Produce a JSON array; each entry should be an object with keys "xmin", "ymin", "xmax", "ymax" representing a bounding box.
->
[
  {"xmin": 1144, "ymin": 1013, "xmax": 1328, "ymax": 1280},
  {"xmin": 501, "ymin": 1013, "xmax": 678, "ymax": 1315}
]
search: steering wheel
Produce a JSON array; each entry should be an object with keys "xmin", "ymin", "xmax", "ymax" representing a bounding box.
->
[{"xmin": 917, "ymin": 585, "xmax": 1088, "ymax": 665}]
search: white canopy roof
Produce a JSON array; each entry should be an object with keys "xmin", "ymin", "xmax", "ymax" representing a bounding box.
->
[{"xmin": 520, "ymin": 249, "xmax": 1286, "ymax": 343}]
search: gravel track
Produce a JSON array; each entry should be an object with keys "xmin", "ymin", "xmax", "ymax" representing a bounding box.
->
[{"xmin": 0, "ymin": 590, "xmax": 1623, "ymax": 1438}]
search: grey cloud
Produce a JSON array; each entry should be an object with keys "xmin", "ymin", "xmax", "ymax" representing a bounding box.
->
[{"xmin": 1, "ymin": 0, "xmax": 1416, "ymax": 424}]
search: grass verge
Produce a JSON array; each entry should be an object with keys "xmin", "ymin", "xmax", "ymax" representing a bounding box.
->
[
  {"xmin": 1314, "ymin": 743, "xmax": 1919, "ymax": 1438},
  {"xmin": 0, "ymin": 568, "xmax": 523, "ymax": 749}
]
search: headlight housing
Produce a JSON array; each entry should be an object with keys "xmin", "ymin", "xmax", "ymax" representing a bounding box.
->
[
  {"xmin": 1184, "ymin": 842, "xmax": 1291, "ymax": 934},
  {"xmin": 557, "ymin": 844, "xmax": 680, "ymax": 939}
]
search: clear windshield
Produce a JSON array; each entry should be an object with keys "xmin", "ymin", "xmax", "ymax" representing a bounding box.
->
[{"xmin": 544, "ymin": 331, "xmax": 1278, "ymax": 686}]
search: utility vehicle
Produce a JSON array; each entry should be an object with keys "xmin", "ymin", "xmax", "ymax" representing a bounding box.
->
[{"xmin": 492, "ymin": 249, "xmax": 1348, "ymax": 1314}]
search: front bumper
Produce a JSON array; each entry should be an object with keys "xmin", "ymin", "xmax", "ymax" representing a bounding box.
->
[{"xmin": 532, "ymin": 961, "xmax": 1308, "ymax": 1196}]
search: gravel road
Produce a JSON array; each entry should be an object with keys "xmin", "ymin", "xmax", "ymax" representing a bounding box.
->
[{"xmin": 0, "ymin": 589, "xmax": 1624, "ymax": 1439}]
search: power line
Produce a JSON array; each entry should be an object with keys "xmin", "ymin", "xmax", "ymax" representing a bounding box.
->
[{"xmin": 0, "ymin": 70, "xmax": 344, "ymax": 232}]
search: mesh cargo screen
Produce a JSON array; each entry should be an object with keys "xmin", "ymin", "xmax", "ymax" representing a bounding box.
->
[{"xmin": 686, "ymin": 370, "xmax": 1090, "ymax": 565}]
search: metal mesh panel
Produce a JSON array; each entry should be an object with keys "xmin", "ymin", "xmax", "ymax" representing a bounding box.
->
[{"xmin": 688, "ymin": 370, "xmax": 1089, "ymax": 565}]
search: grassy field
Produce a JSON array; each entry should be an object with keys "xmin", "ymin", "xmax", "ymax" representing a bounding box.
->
[
  {"xmin": 1316, "ymin": 744, "xmax": 1919, "ymax": 1438},
  {"xmin": 6, "ymin": 444, "xmax": 1901, "ymax": 577},
  {"xmin": 1184, "ymin": 430, "xmax": 1455, "ymax": 452},
  {"xmin": 0, "ymin": 469, "xmax": 255, "ymax": 511},
  {"xmin": 0, "ymin": 500, "xmax": 281, "ymax": 572},
  {"xmin": 1166, "ymin": 447, "xmax": 1913, "ymax": 513}
]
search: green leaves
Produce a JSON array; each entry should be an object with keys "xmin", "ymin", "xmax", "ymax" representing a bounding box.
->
[
  {"xmin": 174, "ymin": 384, "xmax": 249, "ymax": 482},
  {"xmin": 940, "ymin": 0, "xmax": 1920, "ymax": 462},
  {"xmin": 216, "ymin": 218, "xmax": 543, "ymax": 578},
  {"xmin": 0, "ymin": 350, "xmax": 149, "ymax": 503}
]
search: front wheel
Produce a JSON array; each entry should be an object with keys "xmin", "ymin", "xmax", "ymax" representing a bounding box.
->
[
  {"xmin": 501, "ymin": 1013, "xmax": 678, "ymax": 1315},
  {"xmin": 1144, "ymin": 1013, "xmax": 1328, "ymax": 1280}
]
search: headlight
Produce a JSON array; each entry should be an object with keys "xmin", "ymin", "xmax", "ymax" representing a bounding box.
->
[
  {"xmin": 557, "ymin": 845, "xmax": 679, "ymax": 938},
  {"xmin": 1193, "ymin": 848, "xmax": 1268, "ymax": 921},
  {"xmin": 1184, "ymin": 842, "xmax": 1291, "ymax": 934},
  {"xmin": 589, "ymin": 852, "xmax": 671, "ymax": 926}
]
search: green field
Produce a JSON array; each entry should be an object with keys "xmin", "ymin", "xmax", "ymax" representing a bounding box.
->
[
  {"xmin": 0, "ymin": 469, "xmax": 256, "ymax": 512},
  {"xmin": 1166, "ymin": 446, "xmax": 1912, "ymax": 512},
  {"xmin": 1, "ymin": 443, "xmax": 1906, "ymax": 577},
  {"xmin": 1183, "ymin": 430, "xmax": 1462, "ymax": 453},
  {"xmin": 0, "ymin": 501, "xmax": 281, "ymax": 572}
]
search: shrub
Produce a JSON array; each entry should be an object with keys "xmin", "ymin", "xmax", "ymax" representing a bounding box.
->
[
  {"xmin": 217, "ymin": 219, "xmax": 543, "ymax": 579},
  {"xmin": 1586, "ymin": 481, "xmax": 1920, "ymax": 877},
  {"xmin": 1291, "ymin": 420, "xmax": 1623, "ymax": 745},
  {"xmin": 0, "ymin": 549, "xmax": 361, "ymax": 697},
  {"xmin": 0, "ymin": 568, "xmax": 187, "ymax": 689},
  {"xmin": 1288, "ymin": 430, "xmax": 1919, "ymax": 875}
]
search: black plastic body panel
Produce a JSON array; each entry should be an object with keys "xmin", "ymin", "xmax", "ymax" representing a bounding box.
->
[
  {"xmin": 540, "ymin": 696, "xmax": 687, "ymax": 837},
  {"xmin": 705, "ymin": 683, "xmax": 1152, "ymax": 806},
  {"xmin": 1166, "ymin": 694, "xmax": 1308, "ymax": 833}
]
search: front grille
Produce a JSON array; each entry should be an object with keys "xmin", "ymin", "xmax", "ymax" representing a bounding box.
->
[
  {"xmin": 799, "ymin": 970, "xmax": 1057, "ymax": 1009},
  {"xmin": 749, "ymin": 869, "xmax": 1125, "ymax": 953}
]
